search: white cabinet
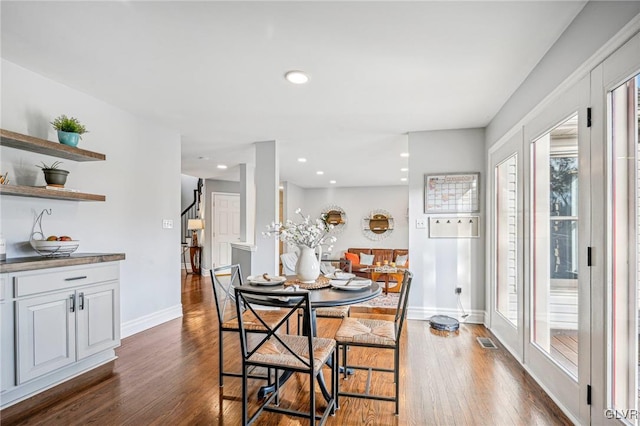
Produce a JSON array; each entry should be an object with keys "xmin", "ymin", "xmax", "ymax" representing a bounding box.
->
[
  {"xmin": 76, "ymin": 283, "xmax": 119, "ymax": 360},
  {"xmin": 16, "ymin": 290, "xmax": 76, "ymax": 383},
  {"xmin": 0, "ymin": 261, "xmax": 121, "ymax": 409},
  {"xmin": 15, "ymin": 281, "xmax": 119, "ymax": 384}
]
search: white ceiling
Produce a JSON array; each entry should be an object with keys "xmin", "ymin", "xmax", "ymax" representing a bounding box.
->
[{"xmin": 1, "ymin": 1, "xmax": 586, "ymax": 188}]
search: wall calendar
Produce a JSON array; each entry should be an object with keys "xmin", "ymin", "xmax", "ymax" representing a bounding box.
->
[{"xmin": 424, "ymin": 172, "xmax": 480, "ymax": 213}]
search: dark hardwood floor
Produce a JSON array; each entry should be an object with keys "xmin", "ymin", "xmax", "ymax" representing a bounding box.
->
[{"xmin": 3, "ymin": 272, "xmax": 571, "ymax": 425}]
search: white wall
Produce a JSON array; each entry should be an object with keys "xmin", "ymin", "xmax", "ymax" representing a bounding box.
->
[
  {"xmin": 302, "ymin": 186, "xmax": 409, "ymax": 258},
  {"xmin": 0, "ymin": 59, "xmax": 182, "ymax": 337},
  {"xmin": 408, "ymin": 128, "xmax": 485, "ymax": 322},
  {"xmin": 281, "ymin": 181, "xmax": 305, "ymax": 253}
]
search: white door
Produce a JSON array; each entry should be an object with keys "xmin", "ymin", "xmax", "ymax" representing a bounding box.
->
[
  {"xmin": 212, "ymin": 193, "xmax": 240, "ymax": 267},
  {"xmin": 489, "ymin": 131, "xmax": 524, "ymax": 359},
  {"xmin": 16, "ymin": 291, "xmax": 76, "ymax": 383},
  {"xmin": 524, "ymin": 75, "xmax": 591, "ymax": 424},
  {"xmin": 77, "ymin": 283, "xmax": 119, "ymax": 360}
]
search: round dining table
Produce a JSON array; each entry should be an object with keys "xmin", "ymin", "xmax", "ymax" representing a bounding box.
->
[{"xmin": 239, "ymin": 276, "xmax": 382, "ymax": 400}]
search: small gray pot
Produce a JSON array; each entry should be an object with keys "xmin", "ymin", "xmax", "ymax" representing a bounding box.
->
[{"xmin": 43, "ymin": 169, "xmax": 69, "ymax": 187}]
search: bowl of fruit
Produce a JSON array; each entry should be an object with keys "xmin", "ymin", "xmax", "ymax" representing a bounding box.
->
[{"xmin": 30, "ymin": 235, "xmax": 79, "ymax": 257}]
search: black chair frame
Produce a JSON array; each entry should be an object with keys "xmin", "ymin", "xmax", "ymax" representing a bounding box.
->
[
  {"xmin": 337, "ymin": 270, "xmax": 413, "ymax": 415},
  {"xmin": 210, "ymin": 264, "xmax": 283, "ymax": 388},
  {"xmin": 235, "ymin": 286, "xmax": 337, "ymax": 426}
]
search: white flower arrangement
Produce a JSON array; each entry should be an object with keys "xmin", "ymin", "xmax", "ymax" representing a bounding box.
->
[{"xmin": 263, "ymin": 208, "xmax": 337, "ymax": 249}]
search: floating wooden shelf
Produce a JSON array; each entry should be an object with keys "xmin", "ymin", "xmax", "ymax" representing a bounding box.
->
[
  {"xmin": 1, "ymin": 128, "xmax": 106, "ymax": 202},
  {"xmin": 0, "ymin": 128, "xmax": 105, "ymax": 162},
  {"xmin": 0, "ymin": 184, "xmax": 105, "ymax": 202}
]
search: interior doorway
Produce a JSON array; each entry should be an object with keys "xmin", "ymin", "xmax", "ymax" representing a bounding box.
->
[{"xmin": 211, "ymin": 193, "xmax": 240, "ymax": 268}]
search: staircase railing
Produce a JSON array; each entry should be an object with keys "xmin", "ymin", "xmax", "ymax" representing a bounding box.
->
[{"xmin": 181, "ymin": 178, "xmax": 203, "ymax": 244}]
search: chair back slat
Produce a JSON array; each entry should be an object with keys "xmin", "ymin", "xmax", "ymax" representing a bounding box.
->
[
  {"xmin": 234, "ymin": 287, "xmax": 315, "ymax": 370},
  {"xmin": 394, "ymin": 271, "xmax": 413, "ymax": 338},
  {"xmin": 210, "ymin": 264, "xmax": 243, "ymax": 325}
]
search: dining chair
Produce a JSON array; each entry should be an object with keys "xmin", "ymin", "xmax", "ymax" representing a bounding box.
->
[
  {"xmin": 234, "ymin": 286, "xmax": 337, "ymax": 425},
  {"xmin": 297, "ymin": 259, "xmax": 353, "ymax": 334},
  {"xmin": 334, "ymin": 270, "xmax": 413, "ymax": 414},
  {"xmin": 210, "ymin": 264, "xmax": 289, "ymax": 388}
]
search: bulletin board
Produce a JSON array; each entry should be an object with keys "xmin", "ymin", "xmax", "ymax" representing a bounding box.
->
[{"xmin": 424, "ymin": 172, "xmax": 480, "ymax": 213}]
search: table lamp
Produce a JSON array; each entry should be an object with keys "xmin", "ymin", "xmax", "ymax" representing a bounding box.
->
[{"xmin": 187, "ymin": 219, "xmax": 205, "ymax": 247}]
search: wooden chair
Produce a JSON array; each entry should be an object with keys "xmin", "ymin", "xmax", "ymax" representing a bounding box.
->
[
  {"xmin": 234, "ymin": 286, "xmax": 337, "ymax": 425},
  {"xmin": 298, "ymin": 259, "xmax": 353, "ymax": 334},
  {"xmin": 210, "ymin": 264, "xmax": 289, "ymax": 388},
  {"xmin": 334, "ymin": 270, "xmax": 413, "ymax": 414}
]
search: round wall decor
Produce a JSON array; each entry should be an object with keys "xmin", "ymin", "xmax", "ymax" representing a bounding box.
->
[
  {"xmin": 322, "ymin": 205, "xmax": 347, "ymax": 235},
  {"xmin": 362, "ymin": 209, "xmax": 394, "ymax": 241}
]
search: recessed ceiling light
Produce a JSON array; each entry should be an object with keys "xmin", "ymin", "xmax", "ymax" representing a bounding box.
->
[
  {"xmin": 401, "ymin": 177, "xmax": 407, "ymax": 182},
  {"xmin": 316, "ymin": 171, "xmax": 324, "ymax": 175},
  {"xmin": 401, "ymin": 168, "xmax": 408, "ymax": 172},
  {"xmin": 329, "ymin": 180, "xmax": 336, "ymax": 184},
  {"xmin": 279, "ymin": 185, "xmax": 284, "ymax": 190},
  {"xmin": 400, "ymin": 152, "xmax": 409, "ymax": 157},
  {"xmin": 217, "ymin": 164, "xmax": 227, "ymax": 169},
  {"xmin": 285, "ymin": 70, "xmax": 309, "ymax": 84},
  {"xmin": 298, "ymin": 158, "xmax": 307, "ymax": 163}
]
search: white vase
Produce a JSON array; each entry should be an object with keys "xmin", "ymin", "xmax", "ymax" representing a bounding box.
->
[{"xmin": 296, "ymin": 245, "xmax": 320, "ymax": 283}]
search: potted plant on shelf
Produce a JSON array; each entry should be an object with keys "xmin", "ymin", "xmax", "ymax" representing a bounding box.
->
[
  {"xmin": 36, "ymin": 161, "xmax": 69, "ymax": 187},
  {"xmin": 50, "ymin": 114, "xmax": 88, "ymax": 147}
]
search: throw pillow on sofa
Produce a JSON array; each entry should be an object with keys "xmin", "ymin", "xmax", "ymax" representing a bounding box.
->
[
  {"xmin": 395, "ymin": 254, "xmax": 408, "ymax": 267},
  {"xmin": 360, "ymin": 253, "xmax": 375, "ymax": 265},
  {"xmin": 345, "ymin": 252, "xmax": 359, "ymax": 265}
]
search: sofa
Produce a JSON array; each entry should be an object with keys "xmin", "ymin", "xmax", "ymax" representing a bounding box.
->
[{"xmin": 342, "ymin": 248, "xmax": 409, "ymax": 279}]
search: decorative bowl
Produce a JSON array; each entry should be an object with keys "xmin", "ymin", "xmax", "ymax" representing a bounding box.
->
[{"xmin": 30, "ymin": 239, "xmax": 79, "ymax": 257}]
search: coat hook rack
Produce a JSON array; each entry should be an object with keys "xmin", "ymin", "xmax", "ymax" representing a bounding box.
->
[{"xmin": 429, "ymin": 216, "xmax": 479, "ymax": 238}]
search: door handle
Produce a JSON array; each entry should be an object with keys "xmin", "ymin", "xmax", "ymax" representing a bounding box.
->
[
  {"xmin": 69, "ymin": 294, "xmax": 75, "ymax": 313},
  {"xmin": 79, "ymin": 292, "xmax": 85, "ymax": 310}
]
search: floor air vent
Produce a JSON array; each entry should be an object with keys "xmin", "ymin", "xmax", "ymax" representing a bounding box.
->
[{"xmin": 477, "ymin": 337, "xmax": 498, "ymax": 349}]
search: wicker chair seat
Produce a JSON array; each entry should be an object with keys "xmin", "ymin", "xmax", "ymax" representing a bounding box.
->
[
  {"xmin": 248, "ymin": 335, "xmax": 336, "ymax": 374},
  {"xmin": 222, "ymin": 309, "xmax": 288, "ymax": 331},
  {"xmin": 335, "ymin": 317, "xmax": 396, "ymax": 346},
  {"xmin": 317, "ymin": 305, "xmax": 350, "ymax": 318}
]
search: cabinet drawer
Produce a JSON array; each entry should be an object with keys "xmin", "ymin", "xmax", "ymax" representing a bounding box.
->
[{"xmin": 14, "ymin": 264, "xmax": 119, "ymax": 297}]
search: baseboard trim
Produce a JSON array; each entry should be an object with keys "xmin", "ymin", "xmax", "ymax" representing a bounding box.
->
[
  {"xmin": 121, "ymin": 304, "xmax": 183, "ymax": 338},
  {"xmin": 407, "ymin": 306, "xmax": 484, "ymax": 324}
]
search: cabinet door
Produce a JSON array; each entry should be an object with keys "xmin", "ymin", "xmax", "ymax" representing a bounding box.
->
[
  {"xmin": 16, "ymin": 291, "xmax": 76, "ymax": 384},
  {"xmin": 76, "ymin": 282, "xmax": 119, "ymax": 360}
]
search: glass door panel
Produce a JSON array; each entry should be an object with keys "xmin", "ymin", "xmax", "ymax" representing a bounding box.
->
[
  {"xmin": 496, "ymin": 154, "xmax": 519, "ymax": 327},
  {"xmin": 490, "ymin": 131, "xmax": 524, "ymax": 358},
  {"xmin": 609, "ymin": 72, "xmax": 639, "ymax": 423},
  {"xmin": 532, "ymin": 113, "xmax": 580, "ymax": 379}
]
